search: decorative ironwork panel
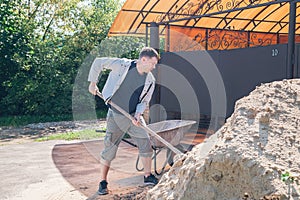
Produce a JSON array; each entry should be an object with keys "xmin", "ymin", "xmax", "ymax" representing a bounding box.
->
[
  {"xmin": 207, "ymin": 29, "xmax": 248, "ymax": 50},
  {"xmin": 168, "ymin": 26, "xmax": 206, "ymax": 52},
  {"xmin": 249, "ymin": 32, "xmax": 277, "ymax": 47},
  {"xmin": 167, "ymin": 25, "xmax": 287, "ymax": 51}
]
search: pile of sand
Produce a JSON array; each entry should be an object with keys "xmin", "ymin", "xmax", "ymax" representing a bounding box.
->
[{"xmin": 148, "ymin": 79, "xmax": 300, "ymax": 200}]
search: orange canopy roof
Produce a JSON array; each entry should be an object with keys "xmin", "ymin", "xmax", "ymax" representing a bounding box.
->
[{"xmin": 108, "ymin": 0, "xmax": 300, "ymax": 36}]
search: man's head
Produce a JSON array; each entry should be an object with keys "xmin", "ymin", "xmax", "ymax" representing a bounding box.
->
[
  {"xmin": 137, "ymin": 47, "xmax": 159, "ymax": 74},
  {"xmin": 139, "ymin": 47, "xmax": 160, "ymax": 60}
]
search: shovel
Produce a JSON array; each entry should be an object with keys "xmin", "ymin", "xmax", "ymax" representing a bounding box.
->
[{"xmin": 96, "ymin": 91, "xmax": 182, "ymax": 155}]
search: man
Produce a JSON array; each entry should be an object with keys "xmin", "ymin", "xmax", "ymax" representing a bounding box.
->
[{"xmin": 88, "ymin": 47, "xmax": 159, "ymax": 195}]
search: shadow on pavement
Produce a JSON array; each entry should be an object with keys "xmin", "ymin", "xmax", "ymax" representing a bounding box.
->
[{"xmin": 51, "ymin": 140, "xmax": 148, "ymax": 199}]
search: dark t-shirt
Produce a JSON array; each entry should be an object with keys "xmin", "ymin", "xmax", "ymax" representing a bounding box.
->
[{"xmin": 110, "ymin": 61, "xmax": 147, "ymax": 115}]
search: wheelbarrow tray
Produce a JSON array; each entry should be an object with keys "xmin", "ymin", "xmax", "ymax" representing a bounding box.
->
[{"xmin": 147, "ymin": 120, "xmax": 196, "ymax": 148}]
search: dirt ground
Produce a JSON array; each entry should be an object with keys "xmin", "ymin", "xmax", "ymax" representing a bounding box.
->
[
  {"xmin": 0, "ymin": 120, "xmax": 168, "ymax": 200},
  {"xmin": 0, "ymin": 120, "xmax": 105, "ymax": 146}
]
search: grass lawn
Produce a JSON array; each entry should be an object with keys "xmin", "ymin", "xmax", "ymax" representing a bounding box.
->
[{"xmin": 35, "ymin": 128, "xmax": 106, "ymax": 142}]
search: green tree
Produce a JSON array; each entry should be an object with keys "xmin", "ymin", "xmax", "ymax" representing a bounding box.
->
[
  {"xmin": 1, "ymin": 0, "xmax": 121, "ymax": 118},
  {"xmin": 0, "ymin": 0, "xmax": 35, "ymax": 115},
  {"xmin": 0, "ymin": 0, "xmax": 155, "ymax": 125}
]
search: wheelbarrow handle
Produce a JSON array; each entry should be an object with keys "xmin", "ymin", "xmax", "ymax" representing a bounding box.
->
[{"xmin": 96, "ymin": 91, "xmax": 182, "ymax": 155}]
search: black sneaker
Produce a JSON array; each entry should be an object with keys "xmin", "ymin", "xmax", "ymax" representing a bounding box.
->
[
  {"xmin": 144, "ymin": 174, "xmax": 158, "ymax": 185},
  {"xmin": 98, "ymin": 180, "xmax": 108, "ymax": 195}
]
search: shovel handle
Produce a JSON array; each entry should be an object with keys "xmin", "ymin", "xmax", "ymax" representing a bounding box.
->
[
  {"xmin": 96, "ymin": 92, "xmax": 135, "ymax": 121},
  {"xmin": 96, "ymin": 91, "xmax": 182, "ymax": 155}
]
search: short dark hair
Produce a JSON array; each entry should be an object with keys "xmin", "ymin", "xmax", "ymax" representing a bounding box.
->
[{"xmin": 139, "ymin": 47, "xmax": 160, "ymax": 60}]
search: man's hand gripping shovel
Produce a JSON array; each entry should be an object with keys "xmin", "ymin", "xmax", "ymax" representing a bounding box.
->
[{"xmin": 96, "ymin": 91, "xmax": 183, "ymax": 155}]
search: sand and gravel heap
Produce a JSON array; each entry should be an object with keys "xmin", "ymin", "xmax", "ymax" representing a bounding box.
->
[{"xmin": 148, "ymin": 79, "xmax": 300, "ymax": 200}]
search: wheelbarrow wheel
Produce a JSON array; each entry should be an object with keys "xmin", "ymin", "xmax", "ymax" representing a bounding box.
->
[
  {"xmin": 166, "ymin": 144, "xmax": 194, "ymax": 166},
  {"xmin": 166, "ymin": 148, "xmax": 175, "ymax": 166},
  {"xmin": 166, "ymin": 144, "xmax": 185, "ymax": 166}
]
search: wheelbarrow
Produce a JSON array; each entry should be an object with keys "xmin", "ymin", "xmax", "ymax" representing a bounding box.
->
[{"xmin": 123, "ymin": 119, "xmax": 196, "ymax": 175}]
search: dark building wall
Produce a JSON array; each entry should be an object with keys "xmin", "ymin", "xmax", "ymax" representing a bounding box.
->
[
  {"xmin": 215, "ymin": 44, "xmax": 288, "ymax": 116},
  {"xmin": 154, "ymin": 44, "xmax": 288, "ymax": 128}
]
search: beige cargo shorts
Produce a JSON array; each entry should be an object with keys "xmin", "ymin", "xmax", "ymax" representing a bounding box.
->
[{"xmin": 101, "ymin": 109, "xmax": 153, "ymax": 161}]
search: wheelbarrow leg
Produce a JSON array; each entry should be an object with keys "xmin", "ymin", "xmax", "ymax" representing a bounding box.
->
[
  {"xmin": 135, "ymin": 155, "xmax": 143, "ymax": 172},
  {"xmin": 154, "ymin": 148, "xmax": 174, "ymax": 176},
  {"xmin": 136, "ymin": 146, "xmax": 186, "ymax": 175},
  {"xmin": 135, "ymin": 147, "xmax": 163, "ymax": 172}
]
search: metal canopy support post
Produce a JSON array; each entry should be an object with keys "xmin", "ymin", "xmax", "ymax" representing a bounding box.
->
[
  {"xmin": 150, "ymin": 22, "xmax": 159, "ymax": 51},
  {"xmin": 166, "ymin": 24, "xmax": 170, "ymax": 52},
  {"xmin": 149, "ymin": 22, "xmax": 161, "ymax": 123},
  {"xmin": 146, "ymin": 23, "xmax": 149, "ymax": 47},
  {"xmin": 287, "ymin": 0, "xmax": 296, "ymax": 78}
]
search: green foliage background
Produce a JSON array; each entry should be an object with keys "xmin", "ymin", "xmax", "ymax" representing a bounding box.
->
[{"xmin": 0, "ymin": 0, "xmax": 145, "ymax": 126}]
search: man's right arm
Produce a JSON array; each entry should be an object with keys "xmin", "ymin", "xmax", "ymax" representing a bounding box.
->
[
  {"xmin": 88, "ymin": 57, "xmax": 122, "ymax": 83},
  {"xmin": 88, "ymin": 57, "xmax": 122, "ymax": 95},
  {"xmin": 88, "ymin": 82, "xmax": 98, "ymax": 95}
]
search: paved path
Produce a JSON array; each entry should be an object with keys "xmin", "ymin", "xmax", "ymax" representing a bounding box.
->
[
  {"xmin": 0, "ymin": 140, "xmax": 87, "ymax": 200},
  {"xmin": 0, "ymin": 139, "xmax": 167, "ymax": 200}
]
